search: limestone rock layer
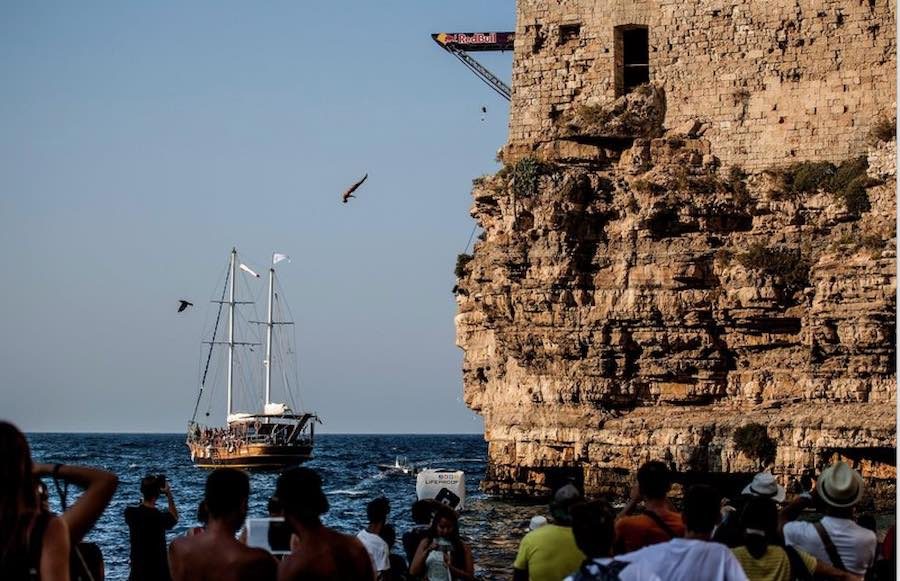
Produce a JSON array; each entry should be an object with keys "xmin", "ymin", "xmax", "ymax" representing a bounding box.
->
[{"xmin": 455, "ymin": 96, "xmax": 896, "ymax": 502}]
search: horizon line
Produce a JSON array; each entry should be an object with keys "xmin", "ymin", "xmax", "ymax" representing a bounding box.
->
[{"xmin": 26, "ymin": 430, "xmax": 485, "ymax": 436}]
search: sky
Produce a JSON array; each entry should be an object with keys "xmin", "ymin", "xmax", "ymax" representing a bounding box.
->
[{"xmin": 0, "ymin": 1, "xmax": 515, "ymax": 433}]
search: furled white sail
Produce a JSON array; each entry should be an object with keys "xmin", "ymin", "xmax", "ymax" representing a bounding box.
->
[{"xmin": 239, "ymin": 263, "xmax": 260, "ymax": 277}]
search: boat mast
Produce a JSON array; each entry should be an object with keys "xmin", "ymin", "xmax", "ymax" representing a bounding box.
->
[
  {"xmin": 226, "ymin": 248, "xmax": 236, "ymax": 417},
  {"xmin": 264, "ymin": 263, "xmax": 275, "ymax": 407}
]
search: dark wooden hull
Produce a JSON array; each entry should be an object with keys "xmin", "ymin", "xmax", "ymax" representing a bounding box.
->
[{"xmin": 188, "ymin": 442, "xmax": 313, "ymax": 470}]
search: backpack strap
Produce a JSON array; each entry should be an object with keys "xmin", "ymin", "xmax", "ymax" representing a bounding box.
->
[
  {"xmin": 642, "ymin": 510, "xmax": 678, "ymax": 540},
  {"xmin": 813, "ymin": 521, "xmax": 847, "ymax": 571},
  {"xmin": 573, "ymin": 559, "xmax": 628, "ymax": 580}
]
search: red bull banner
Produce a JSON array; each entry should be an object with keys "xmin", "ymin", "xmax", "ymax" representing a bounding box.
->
[{"xmin": 432, "ymin": 32, "xmax": 515, "ymax": 52}]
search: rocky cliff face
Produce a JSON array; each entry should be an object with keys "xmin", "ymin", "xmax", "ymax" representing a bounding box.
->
[{"xmin": 455, "ymin": 85, "xmax": 896, "ymax": 505}]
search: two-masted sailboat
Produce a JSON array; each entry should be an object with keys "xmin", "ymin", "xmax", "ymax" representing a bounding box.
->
[{"xmin": 187, "ymin": 248, "xmax": 318, "ymax": 470}]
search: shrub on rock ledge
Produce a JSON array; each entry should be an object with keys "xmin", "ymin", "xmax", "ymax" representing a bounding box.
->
[
  {"xmin": 870, "ymin": 116, "xmax": 896, "ymax": 143},
  {"xmin": 733, "ymin": 422, "xmax": 777, "ymax": 467},
  {"xmin": 736, "ymin": 243, "xmax": 810, "ymax": 295},
  {"xmin": 497, "ymin": 156, "xmax": 556, "ymax": 198},
  {"xmin": 455, "ymin": 253, "xmax": 473, "ymax": 278}
]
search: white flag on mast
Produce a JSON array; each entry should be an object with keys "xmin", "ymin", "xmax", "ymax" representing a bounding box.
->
[
  {"xmin": 273, "ymin": 253, "xmax": 290, "ymax": 265},
  {"xmin": 239, "ymin": 263, "xmax": 260, "ymax": 278}
]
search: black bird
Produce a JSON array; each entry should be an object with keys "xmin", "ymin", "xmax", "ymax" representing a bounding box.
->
[
  {"xmin": 177, "ymin": 300, "xmax": 194, "ymax": 313},
  {"xmin": 342, "ymin": 173, "xmax": 368, "ymax": 203},
  {"xmin": 481, "ymin": 105, "xmax": 487, "ymax": 114}
]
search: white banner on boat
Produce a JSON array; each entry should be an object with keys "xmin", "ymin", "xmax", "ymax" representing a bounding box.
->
[
  {"xmin": 239, "ymin": 263, "xmax": 260, "ymax": 278},
  {"xmin": 273, "ymin": 253, "xmax": 290, "ymax": 265}
]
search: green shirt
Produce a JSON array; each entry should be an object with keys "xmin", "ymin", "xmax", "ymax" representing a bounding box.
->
[{"xmin": 513, "ymin": 524, "xmax": 585, "ymax": 581}]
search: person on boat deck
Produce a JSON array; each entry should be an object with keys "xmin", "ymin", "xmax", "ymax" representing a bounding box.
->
[
  {"xmin": 614, "ymin": 460, "xmax": 686, "ymax": 554},
  {"xmin": 125, "ymin": 474, "xmax": 178, "ymax": 581},
  {"xmin": 2, "ymin": 421, "xmax": 117, "ymax": 581},
  {"xmin": 168, "ymin": 468, "xmax": 276, "ymax": 581},
  {"xmin": 275, "ymin": 467, "xmax": 376, "ymax": 581},
  {"xmin": 358, "ymin": 496, "xmax": 393, "ymax": 579},
  {"xmin": 512, "ymin": 483, "xmax": 586, "ymax": 581}
]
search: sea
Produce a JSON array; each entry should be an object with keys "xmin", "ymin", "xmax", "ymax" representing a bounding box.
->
[{"xmin": 29, "ymin": 433, "xmax": 535, "ymax": 580}]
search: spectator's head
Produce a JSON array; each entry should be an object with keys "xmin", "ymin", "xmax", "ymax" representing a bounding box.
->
[
  {"xmin": 379, "ymin": 523, "xmax": 397, "ymax": 548},
  {"xmin": 550, "ymin": 483, "xmax": 582, "ymax": 525},
  {"xmin": 267, "ymin": 495, "xmax": 283, "ymax": 517},
  {"xmin": 204, "ymin": 469, "xmax": 249, "ymax": 528},
  {"xmin": 366, "ymin": 496, "xmax": 390, "ymax": 526},
  {"xmin": 140, "ymin": 475, "xmax": 161, "ymax": 502},
  {"xmin": 817, "ymin": 461, "xmax": 865, "ymax": 518},
  {"xmin": 0, "ymin": 421, "xmax": 38, "ymax": 561},
  {"xmin": 739, "ymin": 496, "xmax": 778, "ymax": 559},
  {"xmin": 683, "ymin": 484, "xmax": 721, "ymax": 538},
  {"xmin": 411, "ymin": 499, "xmax": 434, "ymax": 525},
  {"xmin": 741, "ymin": 472, "xmax": 786, "ymax": 503},
  {"xmin": 196, "ymin": 500, "xmax": 208, "ymax": 526},
  {"xmin": 276, "ymin": 467, "xmax": 329, "ymax": 525},
  {"xmin": 570, "ymin": 500, "xmax": 616, "ymax": 558},
  {"xmin": 637, "ymin": 461, "xmax": 673, "ymax": 500},
  {"xmin": 429, "ymin": 504, "xmax": 461, "ymax": 543}
]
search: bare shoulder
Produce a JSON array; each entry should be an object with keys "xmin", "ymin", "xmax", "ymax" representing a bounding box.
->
[
  {"xmin": 243, "ymin": 547, "xmax": 277, "ymax": 578},
  {"xmin": 168, "ymin": 533, "xmax": 196, "ymax": 557}
]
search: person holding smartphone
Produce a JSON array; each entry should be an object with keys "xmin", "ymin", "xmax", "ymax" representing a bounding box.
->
[
  {"xmin": 409, "ymin": 505, "xmax": 474, "ymax": 581},
  {"xmin": 125, "ymin": 474, "xmax": 178, "ymax": 581}
]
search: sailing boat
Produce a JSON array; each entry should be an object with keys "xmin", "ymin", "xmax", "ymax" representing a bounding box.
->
[{"xmin": 187, "ymin": 248, "xmax": 318, "ymax": 470}]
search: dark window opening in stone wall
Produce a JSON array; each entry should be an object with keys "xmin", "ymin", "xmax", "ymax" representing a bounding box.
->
[
  {"xmin": 559, "ymin": 23, "xmax": 581, "ymax": 44},
  {"xmin": 615, "ymin": 25, "xmax": 650, "ymax": 95}
]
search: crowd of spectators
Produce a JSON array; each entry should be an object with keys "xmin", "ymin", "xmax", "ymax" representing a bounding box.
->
[{"xmin": 1, "ymin": 420, "xmax": 894, "ymax": 581}]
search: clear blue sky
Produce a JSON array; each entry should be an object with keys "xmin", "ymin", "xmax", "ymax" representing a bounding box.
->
[{"xmin": 0, "ymin": 1, "xmax": 514, "ymax": 433}]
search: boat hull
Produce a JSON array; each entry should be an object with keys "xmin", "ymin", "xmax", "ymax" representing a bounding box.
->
[{"xmin": 188, "ymin": 442, "xmax": 313, "ymax": 471}]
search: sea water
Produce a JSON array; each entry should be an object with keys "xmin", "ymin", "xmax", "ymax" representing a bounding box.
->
[{"xmin": 28, "ymin": 433, "xmax": 533, "ymax": 579}]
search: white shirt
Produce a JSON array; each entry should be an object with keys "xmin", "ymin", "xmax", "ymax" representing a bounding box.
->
[
  {"xmin": 357, "ymin": 529, "xmax": 391, "ymax": 572},
  {"xmin": 783, "ymin": 516, "xmax": 877, "ymax": 575},
  {"xmin": 562, "ymin": 557, "xmax": 660, "ymax": 581},
  {"xmin": 619, "ymin": 538, "xmax": 749, "ymax": 581}
]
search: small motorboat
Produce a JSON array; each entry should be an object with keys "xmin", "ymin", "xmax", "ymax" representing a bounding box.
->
[{"xmin": 376, "ymin": 456, "xmax": 416, "ymax": 475}]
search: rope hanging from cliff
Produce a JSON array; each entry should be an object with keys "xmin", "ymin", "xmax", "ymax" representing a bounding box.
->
[{"xmin": 463, "ymin": 222, "xmax": 479, "ymax": 254}]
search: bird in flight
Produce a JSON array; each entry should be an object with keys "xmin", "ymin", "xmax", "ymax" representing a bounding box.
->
[
  {"xmin": 177, "ymin": 300, "xmax": 194, "ymax": 313},
  {"xmin": 342, "ymin": 174, "xmax": 368, "ymax": 204}
]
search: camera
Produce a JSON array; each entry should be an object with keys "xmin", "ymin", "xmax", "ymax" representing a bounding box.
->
[{"xmin": 155, "ymin": 474, "xmax": 167, "ymax": 493}]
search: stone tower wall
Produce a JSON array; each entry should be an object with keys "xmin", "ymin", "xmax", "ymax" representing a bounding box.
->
[{"xmin": 508, "ymin": 0, "xmax": 896, "ymax": 169}]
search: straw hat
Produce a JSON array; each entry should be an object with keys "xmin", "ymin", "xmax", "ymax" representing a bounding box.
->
[
  {"xmin": 741, "ymin": 472, "xmax": 786, "ymax": 503},
  {"xmin": 816, "ymin": 461, "xmax": 865, "ymax": 508}
]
